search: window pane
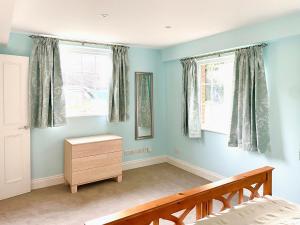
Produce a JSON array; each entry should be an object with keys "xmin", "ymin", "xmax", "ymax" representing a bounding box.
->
[
  {"xmin": 199, "ymin": 55, "xmax": 234, "ymax": 134},
  {"xmin": 60, "ymin": 45, "xmax": 112, "ymax": 117}
]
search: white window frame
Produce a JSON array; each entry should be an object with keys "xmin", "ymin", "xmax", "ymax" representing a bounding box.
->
[
  {"xmin": 59, "ymin": 44, "xmax": 112, "ymax": 118},
  {"xmin": 197, "ymin": 53, "xmax": 235, "ymax": 134}
]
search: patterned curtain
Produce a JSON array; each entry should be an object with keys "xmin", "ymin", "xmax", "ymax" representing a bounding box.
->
[
  {"xmin": 228, "ymin": 46, "xmax": 270, "ymax": 153},
  {"xmin": 109, "ymin": 46, "xmax": 129, "ymax": 122},
  {"xmin": 137, "ymin": 73, "xmax": 152, "ymax": 128},
  {"xmin": 181, "ymin": 58, "xmax": 201, "ymax": 138},
  {"xmin": 29, "ymin": 36, "xmax": 66, "ymax": 128}
]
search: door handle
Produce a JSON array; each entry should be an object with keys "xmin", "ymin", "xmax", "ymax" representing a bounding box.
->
[{"xmin": 18, "ymin": 125, "xmax": 30, "ymax": 130}]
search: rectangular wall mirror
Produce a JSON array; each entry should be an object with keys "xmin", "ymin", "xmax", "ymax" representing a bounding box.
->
[{"xmin": 135, "ymin": 72, "xmax": 153, "ymax": 140}]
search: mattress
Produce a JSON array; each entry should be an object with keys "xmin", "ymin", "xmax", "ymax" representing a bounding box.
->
[{"xmin": 192, "ymin": 196, "xmax": 300, "ymax": 225}]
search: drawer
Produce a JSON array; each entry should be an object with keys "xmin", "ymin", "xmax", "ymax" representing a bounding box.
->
[
  {"xmin": 72, "ymin": 164, "xmax": 122, "ymax": 185},
  {"xmin": 72, "ymin": 151, "xmax": 122, "ymax": 172},
  {"xmin": 72, "ymin": 139, "xmax": 122, "ymax": 158}
]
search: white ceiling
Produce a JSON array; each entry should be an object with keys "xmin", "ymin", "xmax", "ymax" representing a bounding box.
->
[
  {"xmin": 0, "ymin": 0, "xmax": 15, "ymax": 44},
  {"xmin": 10, "ymin": 0, "xmax": 300, "ymax": 47}
]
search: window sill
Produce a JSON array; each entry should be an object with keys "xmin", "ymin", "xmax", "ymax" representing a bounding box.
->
[
  {"xmin": 66, "ymin": 114, "xmax": 108, "ymax": 119},
  {"xmin": 201, "ymin": 128, "xmax": 228, "ymax": 135}
]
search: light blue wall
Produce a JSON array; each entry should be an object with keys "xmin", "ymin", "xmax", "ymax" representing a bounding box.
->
[
  {"xmin": 2, "ymin": 12, "xmax": 300, "ymax": 203},
  {"xmin": 162, "ymin": 34, "xmax": 300, "ymax": 202},
  {"xmin": 0, "ymin": 33, "xmax": 166, "ymax": 179},
  {"xmin": 0, "ymin": 33, "xmax": 32, "ymax": 56}
]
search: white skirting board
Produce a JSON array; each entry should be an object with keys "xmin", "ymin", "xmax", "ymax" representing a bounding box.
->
[
  {"xmin": 166, "ymin": 156, "xmax": 224, "ymax": 181},
  {"xmin": 32, "ymin": 174, "xmax": 65, "ymax": 190},
  {"xmin": 31, "ymin": 155, "xmax": 223, "ymax": 190},
  {"xmin": 122, "ymin": 155, "xmax": 168, "ymax": 171}
]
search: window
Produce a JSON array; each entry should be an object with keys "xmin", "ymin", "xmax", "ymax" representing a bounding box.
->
[
  {"xmin": 198, "ymin": 54, "xmax": 234, "ymax": 134},
  {"xmin": 60, "ymin": 44, "xmax": 112, "ymax": 117}
]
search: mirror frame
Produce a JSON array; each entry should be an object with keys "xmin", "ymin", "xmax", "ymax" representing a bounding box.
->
[{"xmin": 135, "ymin": 72, "xmax": 154, "ymax": 140}]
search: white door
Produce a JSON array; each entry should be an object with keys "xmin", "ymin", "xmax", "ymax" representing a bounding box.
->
[{"xmin": 0, "ymin": 54, "xmax": 30, "ymax": 200}]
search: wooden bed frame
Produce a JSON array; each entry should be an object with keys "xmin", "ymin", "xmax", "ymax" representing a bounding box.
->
[{"xmin": 85, "ymin": 166, "xmax": 274, "ymax": 225}]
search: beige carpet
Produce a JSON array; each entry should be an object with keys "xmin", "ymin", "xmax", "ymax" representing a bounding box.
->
[{"xmin": 0, "ymin": 163, "xmax": 211, "ymax": 225}]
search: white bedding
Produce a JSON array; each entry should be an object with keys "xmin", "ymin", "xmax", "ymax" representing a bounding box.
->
[{"xmin": 193, "ymin": 196, "xmax": 300, "ymax": 225}]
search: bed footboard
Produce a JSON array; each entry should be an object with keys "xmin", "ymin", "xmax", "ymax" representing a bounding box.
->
[{"xmin": 85, "ymin": 166, "xmax": 274, "ymax": 225}]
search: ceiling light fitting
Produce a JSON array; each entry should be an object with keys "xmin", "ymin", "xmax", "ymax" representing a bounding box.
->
[{"xmin": 99, "ymin": 13, "xmax": 109, "ymax": 18}]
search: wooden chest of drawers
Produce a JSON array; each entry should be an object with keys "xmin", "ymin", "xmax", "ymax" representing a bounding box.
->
[{"xmin": 64, "ymin": 134, "xmax": 123, "ymax": 193}]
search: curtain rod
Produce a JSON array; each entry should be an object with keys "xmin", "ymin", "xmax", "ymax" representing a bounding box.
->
[
  {"xmin": 181, "ymin": 43, "xmax": 268, "ymax": 61},
  {"xmin": 29, "ymin": 33, "xmax": 129, "ymax": 48}
]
